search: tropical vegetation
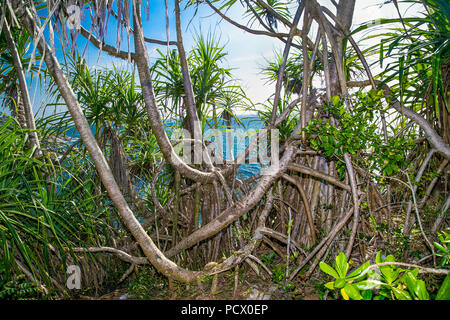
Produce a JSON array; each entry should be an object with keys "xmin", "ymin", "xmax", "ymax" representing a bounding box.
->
[{"xmin": 0, "ymin": 0, "xmax": 448, "ymax": 300}]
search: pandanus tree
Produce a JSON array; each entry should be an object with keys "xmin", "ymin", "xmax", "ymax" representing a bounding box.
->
[
  {"xmin": 1, "ymin": 0, "xmax": 449, "ymax": 291},
  {"xmin": 0, "ymin": 12, "xmax": 41, "ymax": 154},
  {"xmin": 151, "ymin": 33, "xmax": 241, "ymax": 131},
  {"xmin": 47, "ymin": 54, "xmax": 162, "ymax": 219},
  {"xmin": 263, "ymin": 44, "xmax": 364, "ymax": 96},
  {"xmin": 361, "ymin": 0, "xmax": 450, "ymax": 143},
  {"xmin": 0, "ymin": 28, "xmax": 28, "ymax": 126},
  {"xmin": 352, "ymin": 0, "xmax": 450, "ymax": 235}
]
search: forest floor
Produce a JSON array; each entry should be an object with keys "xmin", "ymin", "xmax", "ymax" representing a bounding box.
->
[
  {"xmin": 76, "ymin": 266, "xmax": 323, "ymax": 300},
  {"xmin": 72, "ymin": 222, "xmax": 442, "ymax": 301}
]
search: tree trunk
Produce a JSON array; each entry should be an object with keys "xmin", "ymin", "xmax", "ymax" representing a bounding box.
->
[
  {"xmin": 4, "ymin": 19, "xmax": 41, "ymax": 156},
  {"xmin": 16, "ymin": 1, "xmax": 199, "ymax": 283}
]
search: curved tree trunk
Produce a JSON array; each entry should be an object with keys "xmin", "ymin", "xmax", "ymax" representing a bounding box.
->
[
  {"xmin": 16, "ymin": 1, "xmax": 199, "ymax": 283},
  {"xmin": 4, "ymin": 19, "xmax": 41, "ymax": 156}
]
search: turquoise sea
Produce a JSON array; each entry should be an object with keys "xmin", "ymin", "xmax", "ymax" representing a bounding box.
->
[{"xmin": 64, "ymin": 114, "xmax": 266, "ymax": 180}]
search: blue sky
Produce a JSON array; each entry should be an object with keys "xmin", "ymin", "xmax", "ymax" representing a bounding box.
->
[{"xmin": 16, "ymin": 0, "xmax": 423, "ymax": 118}]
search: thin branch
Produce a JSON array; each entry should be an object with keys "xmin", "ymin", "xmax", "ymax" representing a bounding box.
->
[
  {"xmin": 79, "ymin": 25, "xmax": 135, "ymax": 61},
  {"xmin": 205, "ymin": 0, "xmax": 290, "ymax": 39},
  {"xmin": 3, "ymin": 18, "xmax": 41, "ymax": 155},
  {"xmin": 289, "ymin": 203, "xmax": 358, "ymax": 281},
  {"xmin": 404, "ymin": 149, "xmax": 436, "ymax": 234},
  {"xmin": 281, "ymin": 173, "xmax": 316, "ymax": 243},
  {"xmin": 405, "ymin": 171, "xmax": 436, "ymax": 266},
  {"xmin": 119, "ymin": 263, "xmax": 136, "ymax": 283},
  {"xmin": 344, "ymin": 152, "xmax": 360, "ymax": 259},
  {"xmin": 71, "ymin": 247, "xmax": 148, "ymax": 265},
  {"xmin": 268, "ymin": 1, "xmax": 305, "ymax": 126},
  {"xmin": 287, "ymin": 163, "xmax": 352, "ymax": 192},
  {"xmin": 366, "ymin": 262, "xmax": 449, "ymax": 275},
  {"xmin": 174, "ymin": 0, "xmax": 204, "ymax": 144}
]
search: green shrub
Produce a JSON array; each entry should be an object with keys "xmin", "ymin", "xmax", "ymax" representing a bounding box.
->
[{"xmin": 319, "ymin": 252, "xmax": 449, "ymax": 300}]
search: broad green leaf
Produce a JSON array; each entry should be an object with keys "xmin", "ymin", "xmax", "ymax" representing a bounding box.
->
[
  {"xmin": 373, "ymin": 253, "xmax": 399, "ymax": 284},
  {"xmin": 356, "ymin": 279, "xmax": 386, "ymax": 290},
  {"xmin": 376, "ymin": 251, "xmax": 383, "ymax": 264},
  {"xmin": 334, "ymin": 252, "xmax": 349, "ymax": 278},
  {"xmin": 347, "ymin": 261, "xmax": 370, "ymax": 280},
  {"xmin": 340, "ymin": 288, "xmax": 349, "ymax": 300},
  {"xmin": 385, "ymin": 255, "xmax": 396, "ymax": 262},
  {"xmin": 402, "ymin": 271, "xmax": 419, "ymax": 297},
  {"xmin": 380, "ymin": 265, "xmax": 400, "ymax": 285},
  {"xmin": 415, "ymin": 280, "xmax": 429, "ymax": 300},
  {"xmin": 392, "ymin": 287, "xmax": 412, "ymax": 300},
  {"xmin": 436, "ymin": 274, "xmax": 450, "ymax": 300},
  {"xmin": 362, "ymin": 290, "xmax": 373, "ymax": 300},
  {"xmin": 342, "ymin": 284, "xmax": 362, "ymax": 300},
  {"xmin": 335, "ymin": 278, "xmax": 346, "ymax": 289},
  {"xmin": 324, "ymin": 281, "xmax": 335, "ymax": 290},
  {"xmin": 434, "ymin": 242, "xmax": 446, "ymax": 252},
  {"xmin": 319, "ymin": 261, "xmax": 339, "ymax": 279}
]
